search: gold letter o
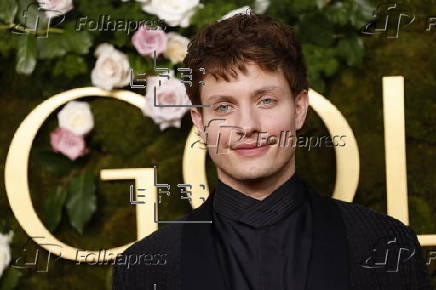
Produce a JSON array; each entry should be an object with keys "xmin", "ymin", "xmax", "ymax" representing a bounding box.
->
[{"xmin": 4, "ymin": 87, "xmax": 147, "ymax": 261}]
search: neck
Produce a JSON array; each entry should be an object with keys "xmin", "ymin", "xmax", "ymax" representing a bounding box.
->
[{"xmin": 217, "ymin": 160, "xmax": 296, "ymax": 201}]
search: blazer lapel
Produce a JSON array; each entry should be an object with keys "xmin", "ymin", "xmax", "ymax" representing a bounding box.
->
[
  {"xmin": 181, "ymin": 193, "xmax": 227, "ymax": 290},
  {"xmin": 181, "ymin": 182, "xmax": 350, "ymax": 290},
  {"xmin": 305, "ymin": 185, "xmax": 350, "ymax": 290}
]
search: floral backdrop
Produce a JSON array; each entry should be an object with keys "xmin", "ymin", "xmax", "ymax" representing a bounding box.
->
[{"xmin": 0, "ymin": 0, "xmax": 435, "ymax": 288}]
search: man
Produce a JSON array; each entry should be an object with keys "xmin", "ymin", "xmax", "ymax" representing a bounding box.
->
[{"xmin": 113, "ymin": 12, "xmax": 432, "ymax": 290}]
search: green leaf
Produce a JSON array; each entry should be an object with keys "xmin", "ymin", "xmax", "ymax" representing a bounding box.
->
[
  {"xmin": 76, "ymin": 0, "xmax": 144, "ymax": 23},
  {"xmin": 316, "ymin": 0, "xmax": 329, "ymax": 10},
  {"xmin": 324, "ymin": 2, "xmax": 349, "ymax": 26},
  {"xmin": 0, "ymin": 267, "xmax": 22, "ymax": 290},
  {"xmin": 0, "ymin": 30, "xmax": 17, "ymax": 57},
  {"xmin": 297, "ymin": 12, "xmax": 335, "ymax": 47},
  {"xmin": 128, "ymin": 53, "xmax": 152, "ymax": 76},
  {"xmin": 112, "ymin": 30, "xmax": 130, "ymax": 47},
  {"xmin": 302, "ymin": 43, "xmax": 338, "ymax": 77},
  {"xmin": 307, "ymin": 68, "xmax": 325, "ymax": 93},
  {"xmin": 66, "ymin": 171, "xmax": 97, "ymax": 234},
  {"xmin": 322, "ymin": 0, "xmax": 374, "ymax": 29},
  {"xmin": 190, "ymin": 2, "xmax": 238, "ymax": 30},
  {"xmin": 15, "ymin": 34, "xmax": 37, "ymax": 75},
  {"xmin": 269, "ymin": 0, "xmax": 316, "ymax": 16},
  {"xmin": 336, "ymin": 35, "xmax": 364, "ymax": 66},
  {"xmin": 302, "ymin": 43, "xmax": 340, "ymax": 93},
  {"xmin": 43, "ymin": 186, "xmax": 68, "ymax": 232},
  {"xmin": 62, "ymin": 27, "xmax": 93, "ymax": 55},
  {"xmin": 33, "ymin": 150, "xmax": 78, "ymax": 176},
  {"xmin": 323, "ymin": 58, "xmax": 339, "ymax": 77},
  {"xmin": 0, "ymin": 0, "xmax": 18, "ymax": 24},
  {"xmin": 53, "ymin": 54, "xmax": 88, "ymax": 78},
  {"xmin": 36, "ymin": 29, "xmax": 92, "ymax": 59},
  {"xmin": 292, "ymin": 0, "xmax": 318, "ymax": 11},
  {"xmin": 348, "ymin": 0, "xmax": 375, "ymax": 29},
  {"xmin": 36, "ymin": 36, "xmax": 67, "ymax": 59}
]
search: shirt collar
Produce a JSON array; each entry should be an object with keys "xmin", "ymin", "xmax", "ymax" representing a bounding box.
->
[{"xmin": 212, "ymin": 172, "xmax": 306, "ymax": 228}]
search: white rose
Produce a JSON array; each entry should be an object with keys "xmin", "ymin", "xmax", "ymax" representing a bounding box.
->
[
  {"xmin": 0, "ymin": 231, "xmax": 13, "ymax": 279},
  {"xmin": 141, "ymin": 0, "xmax": 203, "ymax": 27},
  {"xmin": 91, "ymin": 43, "xmax": 131, "ymax": 91},
  {"xmin": 164, "ymin": 32, "xmax": 190, "ymax": 64},
  {"xmin": 37, "ymin": 0, "xmax": 73, "ymax": 18},
  {"xmin": 142, "ymin": 71, "xmax": 191, "ymax": 130},
  {"xmin": 255, "ymin": 0, "xmax": 270, "ymax": 13},
  {"xmin": 58, "ymin": 101, "xmax": 94, "ymax": 135},
  {"xmin": 221, "ymin": 6, "xmax": 252, "ymax": 21}
]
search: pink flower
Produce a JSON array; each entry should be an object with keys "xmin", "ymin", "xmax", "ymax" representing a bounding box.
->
[
  {"xmin": 132, "ymin": 25, "xmax": 167, "ymax": 56},
  {"xmin": 50, "ymin": 127, "xmax": 89, "ymax": 161},
  {"xmin": 142, "ymin": 70, "xmax": 191, "ymax": 130}
]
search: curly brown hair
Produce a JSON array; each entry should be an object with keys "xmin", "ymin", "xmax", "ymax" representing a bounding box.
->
[{"xmin": 183, "ymin": 10, "xmax": 308, "ymax": 113}]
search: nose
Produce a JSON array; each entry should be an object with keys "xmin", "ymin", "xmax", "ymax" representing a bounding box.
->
[{"xmin": 234, "ymin": 105, "xmax": 261, "ymax": 141}]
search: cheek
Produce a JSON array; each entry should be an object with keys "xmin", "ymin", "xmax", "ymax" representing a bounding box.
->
[
  {"xmin": 203, "ymin": 127, "xmax": 218, "ymax": 145},
  {"xmin": 205, "ymin": 128, "xmax": 246, "ymax": 153},
  {"xmin": 203, "ymin": 121, "xmax": 230, "ymax": 147},
  {"xmin": 261, "ymin": 112, "xmax": 294, "ymax": 134}
]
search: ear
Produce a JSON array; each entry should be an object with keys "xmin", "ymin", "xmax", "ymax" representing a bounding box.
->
[
  {"xmin": 190, "ymin": 108, "xmax": 206, "ymax": 142},
  {"xmin": 294, "ymin": 89, "xmax": 309, "ymax": 131}
]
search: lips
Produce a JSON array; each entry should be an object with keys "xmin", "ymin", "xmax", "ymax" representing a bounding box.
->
[
  {"xmin": 230, "ymin": 141, "xmax": 271, "ymax": 157},
  {"xmin": 231, "ymin": 134, "xmax": 279, "ymax": 150},
  {"xmin": 232, "ymin": 142, "xmax": 265, "ymax": 150},
  {"xmin": 232, "ymin": 144, "xmax": 270, "ymax": 157}
]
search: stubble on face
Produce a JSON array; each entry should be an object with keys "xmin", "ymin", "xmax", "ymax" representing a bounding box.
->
[{"xmin": 191, "ymin": 62, "xmax": 302, "ymax": 195}]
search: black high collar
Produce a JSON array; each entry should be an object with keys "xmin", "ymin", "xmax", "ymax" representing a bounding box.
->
[
  {"xmin": 213, "ymin": 172, "xmax": 306, "ymax": 228},
  {"xmin": 182, "ymin": 176, "xmax": 350, "ymax": 290}
]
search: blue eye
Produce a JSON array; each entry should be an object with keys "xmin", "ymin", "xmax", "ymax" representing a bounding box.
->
[
  {"xmin": 260, "ymin": 98, "xmax": 275, "ymax": 105},
  {"xmin": 216, "ymin": 104, "xmax": 231, "ymax": 112}
]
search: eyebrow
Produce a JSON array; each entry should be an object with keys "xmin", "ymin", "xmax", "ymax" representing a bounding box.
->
[{"xmin": 206, "ymin": 86, "xmax": 284, "ymax": 103}]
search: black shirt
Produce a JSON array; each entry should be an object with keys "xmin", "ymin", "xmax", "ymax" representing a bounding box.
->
[
  {"xmin": 211, "ymin": 173, "xmax": 312, "ymax": 290},
  {"xmin": 112, "ymin": 172, "xmax": 433, "ymax": 290}
]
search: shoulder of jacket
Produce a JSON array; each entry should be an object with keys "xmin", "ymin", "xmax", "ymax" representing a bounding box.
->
[
  {"xmin": 329, "ymin": 199, "xmax": 434, "ymax": 290},
  {"xmin": 122, "ymin": 213, "xmax": 188, "ymax": 256},
  {"xmin": 332, "ymin": 198, "xmax": 417, "ymax": 242},
  {"xmin": 112, "ymin": 214, "xmax": 189, "ymax": 289}
]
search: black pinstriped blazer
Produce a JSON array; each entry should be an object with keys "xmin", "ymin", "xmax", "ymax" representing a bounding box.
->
[{"xmin": 112, "ymin": 177, "xmax": 433, "ymax": 290}]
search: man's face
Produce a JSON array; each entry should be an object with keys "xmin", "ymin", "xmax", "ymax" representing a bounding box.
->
[{"xmin": 191, "ymin": 62, "xmax": 308, "ymax": 182}]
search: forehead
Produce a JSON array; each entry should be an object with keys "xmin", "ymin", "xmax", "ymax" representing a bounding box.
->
[{"xmin": 200, "ymin": 62, "xmax": 289, "ymax": 101}]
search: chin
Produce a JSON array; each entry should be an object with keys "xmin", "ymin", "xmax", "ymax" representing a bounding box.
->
[{"xmin": 220, "ymin": 163, "xmax": 279, "ymax": 181}]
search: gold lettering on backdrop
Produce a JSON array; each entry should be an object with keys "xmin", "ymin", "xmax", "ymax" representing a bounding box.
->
[
  {"xmin": 100, "ymin": 168, "xmax": 157, "ymax": 239},
  {"xmin": 4, "ymin": 79, "xmax": 435, "ymax": 263},
  {"xmin": 4, "ymin": 88, "xmax": 146, "ymax": 261},
  {"xmin": 383, "ymin": 77, "xmax": 410, "ymax": 224},
  {"xmin": 382, "ymin": 77, "xmax": 436, "ymax": 246}
]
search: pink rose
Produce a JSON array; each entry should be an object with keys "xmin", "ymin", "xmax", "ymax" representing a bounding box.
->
[
  {"xmin": 142, "ymin": 71, "xmax": 191, "ymax": 130},
  {"xmin": 50, "ymin": 127, "xmax": 89, "ymax": 161},
  {"xmin": 132, "ymin": 25, "xmax": 167, "ymax": 56}
]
